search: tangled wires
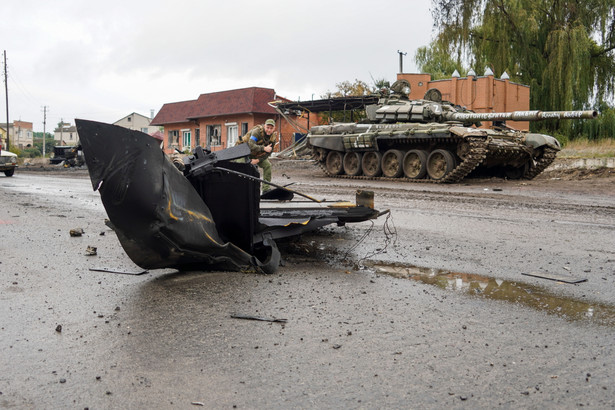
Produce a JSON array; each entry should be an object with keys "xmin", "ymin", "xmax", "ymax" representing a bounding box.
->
[{"xmin": 343, "ymin": 211, "xmax": 397, "ymax": 268}]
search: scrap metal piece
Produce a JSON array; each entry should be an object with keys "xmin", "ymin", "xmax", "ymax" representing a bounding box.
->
[
  {"xmin": 76, "ymin": 119, "xmax": 269, "ymax": 272},
  {"xmin": 89, "ymin": 267, "xmax": 149, "ymax": 276},
  {"xmin": 231, "ymin": 313, "xmax": 288, "ymax": 323},
  {"xmin": 70, "ymin": 228, "xmax": 84, "ymax": 237},
  {"xmin": 261, "ymin": 187, "xmax": 294, "ymax": 201},
  {"xmin": 522, "ymin": 271, "xmax": 588, "ymax": 284}
]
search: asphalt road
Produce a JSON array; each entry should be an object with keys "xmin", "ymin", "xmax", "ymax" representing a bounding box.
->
[{"xmin": 1, "ymin": 169, "xmax": 614, "ymax": 409}]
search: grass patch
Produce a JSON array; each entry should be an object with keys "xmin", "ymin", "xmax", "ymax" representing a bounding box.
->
[{"xmin": 559, "ymin": 139, "xmax": 615, "ymax": 159}]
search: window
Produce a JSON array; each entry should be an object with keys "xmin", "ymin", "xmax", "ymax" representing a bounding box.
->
[
  {"xmin": 195, "ymin": 128, "xmax": 200, "ymax": 146},
  {"xmin": 206, "ymin": 125, "xmax": 221, "ymax": 146},
  {"xmin": 226, "ymin": 124, "xmax": 238, "ymax": 147},
  {"xmin": 141, "ymin": 127, "xmax": 148, "ymax": 133},
  {"xmin": 182, "ymin": 130, "xmax": 191, "ymax": 148},
  {"xmin": 241, "ymin": 122, "xmax": 249, "ymax": 136},
  {"xmin": 168, "ymin": 130, "xmax": 179, "ymax": 146}
]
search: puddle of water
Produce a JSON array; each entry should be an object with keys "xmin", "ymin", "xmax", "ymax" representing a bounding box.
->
[{"xmin": 366, "ymin": 261, "xmax": 615, "ymax": 327}]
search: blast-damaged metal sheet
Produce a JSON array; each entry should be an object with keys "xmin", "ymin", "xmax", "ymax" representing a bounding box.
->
[{"xmin": 76, "ymin": 119, "xmax": 382, "ymax": 274}]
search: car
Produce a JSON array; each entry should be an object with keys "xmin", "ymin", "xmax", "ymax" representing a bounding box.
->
[{"xmin": 0, "ymin": 148, "xmax": 18, "ymax": 177}]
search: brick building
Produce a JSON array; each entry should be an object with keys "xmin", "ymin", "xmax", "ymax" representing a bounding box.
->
[
  {"xmin": 151, "ymin": 87, "xmax": 308, "ymax": 155},
  {"xmin": 0, "ymin": 120, "xmax": 34, "ymax": 149},
  {"xmin": 398, "ymin": 69, "xmax": 530, "ymax": 130}
]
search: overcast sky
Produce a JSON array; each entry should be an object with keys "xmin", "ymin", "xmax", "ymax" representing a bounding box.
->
[{"xmin": 2, "ymin": 0, "xmax": 434, "ymax": 133}]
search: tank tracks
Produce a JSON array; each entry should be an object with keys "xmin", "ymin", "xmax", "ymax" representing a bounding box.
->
[
  {"xmin": 316, "ymin": 136, "xmax": 489, "ymax": 184},
  {"xmin": 523, "ymin": 146, "xmax": 558, "ymax": 180}
]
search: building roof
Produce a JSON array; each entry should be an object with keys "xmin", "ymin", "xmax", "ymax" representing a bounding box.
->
[
  {"xmin": 114, "ymin": 112, "xmax": 153, "ymax": 124},
  {"xmin": 149, "ymin": 130, "xmax": 164, "ymax": 141},
  {"xmin": 54, "ymin": 126, "xmax": 77, "ymax": 133},
  {"xmin": 150, "ymin": 87, "xmax": 279, "ymax": 126},
  {"xmin": 151, "ymin": 99, "xmax": 198, "ymax": 126}
]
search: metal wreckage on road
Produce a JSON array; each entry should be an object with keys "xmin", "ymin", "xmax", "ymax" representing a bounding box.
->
[
  {"xmin": 275, "ymin": 80, "xmax": 598, "ymax": 183},
  {"xmin": 75, "ymin": 119, "xmax": 384, "ymax": 274}
]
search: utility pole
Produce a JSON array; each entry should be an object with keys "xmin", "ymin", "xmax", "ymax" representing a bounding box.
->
[
  {"xmin": 42, "ymin": 106, "xmax": 48, "ymax": 157},
  {"xmin": 397, "ymin": 50, "xmax": 407, "ymax": 74},
  {"xmin": 3, "ymin": 50, "xmax": 9, "ymax": 150}
]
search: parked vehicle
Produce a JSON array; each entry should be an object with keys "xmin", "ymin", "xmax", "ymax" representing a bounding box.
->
[{"xmin": 0, "ymin": 147, "xmax": 18, "ymax": 177}]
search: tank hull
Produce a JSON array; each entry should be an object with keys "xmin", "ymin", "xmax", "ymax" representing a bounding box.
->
[{"xmin": 308, "ymin": 122, "xmax": 560, "ymax": 182}]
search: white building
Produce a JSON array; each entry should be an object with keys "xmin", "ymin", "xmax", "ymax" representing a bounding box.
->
[
  {"xmin": 113, "ymin": 112, "xmax": 160, "ymax": 135},
  {"xmin": 54, "ymin": 123, "xmax": 79, "ymax": 145}
]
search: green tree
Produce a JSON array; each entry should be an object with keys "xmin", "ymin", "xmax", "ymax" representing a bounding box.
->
[
  {"xmin": 415, "ymin": 40, "xmax": 465, "ymax": 80},
  {"xmin": 322, "ymin": 79, "xmax": 376, "ymax": 98},
  {"xmin": 33, "ymin": 132, "xmax": 56, "ymax": 156},
  {"xmin": 421, "ymin": 0, "xmax": 615, "ymax": 139}
]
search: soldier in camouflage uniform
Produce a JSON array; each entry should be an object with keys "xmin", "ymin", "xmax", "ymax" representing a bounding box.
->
[{"xmin": 240, "ymin": 119, "xmax": 278, "ymax": 193}]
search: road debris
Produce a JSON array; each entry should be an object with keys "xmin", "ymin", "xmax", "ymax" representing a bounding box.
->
[
  {"xmin": 522, "ymin": 271, "xmax": 587, "ymax": 284},
  {"xmin": 85, "ymin": 246, "xmax": 97, "ymax": 256},
  {"xmin": 89, "ymin": 267, "xmax": 148, "ymax": 275},
  {"xmin": 231, "ymin": 313, "xmax": 287, "ymax": 323},
  {"xmin": 69, "ymin": 228, "xmax": 84, "ymax": 237}
]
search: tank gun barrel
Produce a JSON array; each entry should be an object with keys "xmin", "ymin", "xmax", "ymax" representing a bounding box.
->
[{"xmin": 447, "ymin": 110, "xmax": 598, "ymax": 122}]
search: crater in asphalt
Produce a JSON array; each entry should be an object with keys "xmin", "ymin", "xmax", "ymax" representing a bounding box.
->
[{"xmin": 365, "ymin": 261, "xmax": 615, "ymax": 327}]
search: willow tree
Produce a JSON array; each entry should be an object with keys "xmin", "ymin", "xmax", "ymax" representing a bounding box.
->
[{"xmin": 422, "ymin": 0, "xmax": 615, "ymax": 137}]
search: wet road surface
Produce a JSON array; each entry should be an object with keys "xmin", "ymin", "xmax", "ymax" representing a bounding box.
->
[{"xmin": 1, "ymin": 170, "xmax": 614, "ymax": 408}]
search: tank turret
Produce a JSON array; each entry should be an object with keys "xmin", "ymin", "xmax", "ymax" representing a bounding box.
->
[{"xmin": 367, "ymin": 80, "xmax": 598, "ymax": 126}]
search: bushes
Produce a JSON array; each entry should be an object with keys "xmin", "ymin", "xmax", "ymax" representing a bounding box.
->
[{"xmin": 22, "ymin": 147, "xmax": 42, "ymax": 158}]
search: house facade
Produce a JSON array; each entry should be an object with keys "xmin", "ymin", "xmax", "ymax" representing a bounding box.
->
[
  {"xmin": 398, "ymin": 69, "xmax": 531, "ymax": 130},
  {"xmin": 0, "ymin": 120, "xmax": 34, "ymax": 149},
  {"xmin": 113, "ymin": 112, "xmax": 159, "ymax": 135},
  {"xmin": 54, "ymin": 123, "xmax": 79, "ymax": 145},
  {"xmin": 151, "ymin": 87, "xmax": 308, "ymax": 155}
]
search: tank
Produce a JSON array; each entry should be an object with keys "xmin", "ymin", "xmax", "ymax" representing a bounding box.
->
[{"xmin": 307, "ymin": 80, "xmax": 598, "ymax": 183}]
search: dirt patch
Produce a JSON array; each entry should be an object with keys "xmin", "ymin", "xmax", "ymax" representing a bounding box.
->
[{"xmin": 538, "ymin": 166, "xmax": 615, "ymax": 180}]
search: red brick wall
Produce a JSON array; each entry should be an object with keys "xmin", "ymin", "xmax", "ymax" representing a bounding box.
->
[{"xmin": 161, "ymin": 113, "xmax": 314, "ymax": 155}]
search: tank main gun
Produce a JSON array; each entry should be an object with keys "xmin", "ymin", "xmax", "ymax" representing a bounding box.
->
[{"xmin": 446, "ymin": 110, "xmax": 598, "ymax": 123}]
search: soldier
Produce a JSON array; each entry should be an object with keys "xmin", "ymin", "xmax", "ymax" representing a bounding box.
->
[{"xmin": 240, "ymin": 119, "xmax": 278, "ymax": 193}]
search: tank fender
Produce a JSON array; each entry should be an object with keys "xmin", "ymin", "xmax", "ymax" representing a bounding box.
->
[
  {"xmin": 449, "ymin": 126, "xmax": 488, "ymax": 138},
  {"xmin": 308, "ymin": 135, "xmax": 346, "ymax": 152},
  {"xmin": 525, "ymin": 133, "xmax": 561, "ymax": 150}
]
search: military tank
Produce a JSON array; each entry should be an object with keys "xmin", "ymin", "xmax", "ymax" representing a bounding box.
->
[{"xmin": 307, "ymin": 80, "xmax": 598, "ymax": 183}]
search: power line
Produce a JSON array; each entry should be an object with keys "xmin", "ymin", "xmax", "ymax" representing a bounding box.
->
[
  {"xmin": 4, "ymin": 50, "xmax": 9, "ymax": 150},
  {"xmin": 42, "ymin": 105, "xmax": 48, "ymax": 157}
]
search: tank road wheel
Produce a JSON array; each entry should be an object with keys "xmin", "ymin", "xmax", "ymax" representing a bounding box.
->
[
  {"xmin": 427, "ymin": 149, "xmax": 456, "ymax": 180},
  {"xmin": 343, "ymin": 152, "xmax": 363, "ymax": 176},
  {"xmin": 403, "ymin": 149, "xmax": 428, "ymax": 179},
  {"xmin": 362, "ymin": 151, "xmax": 382, "ymax": 177},
  {"xmin": 381, "ymin": 149, "xmax": 404, "ymax": 178},
  {"xmin": 312, "ymin": 147, "xmax": 327, "ymax": 162},
  {"xmin": 325, "ymin": 151, "xmax": 344, "ymax": 175}
]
